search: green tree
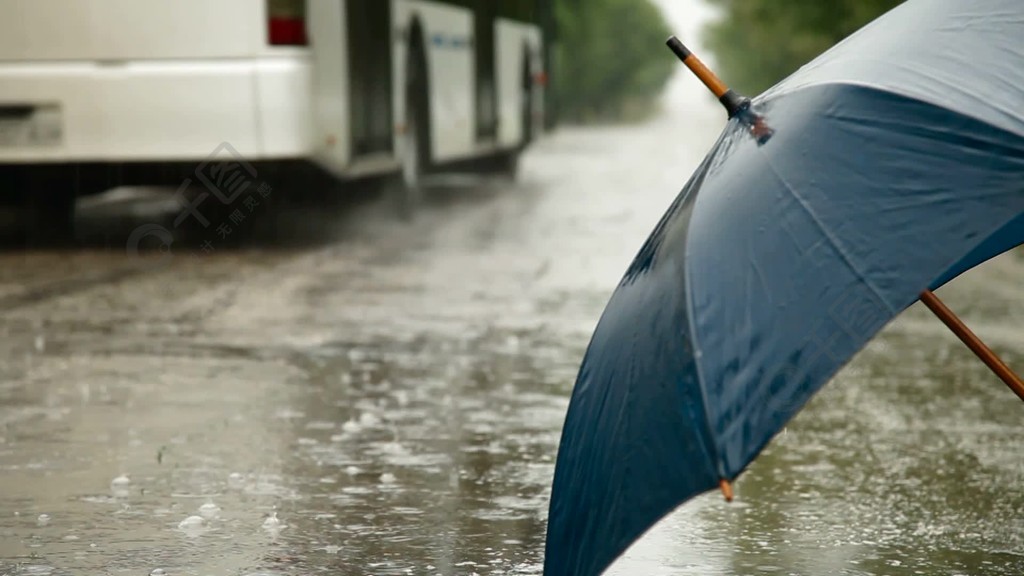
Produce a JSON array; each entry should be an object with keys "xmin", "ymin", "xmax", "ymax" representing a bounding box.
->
[
  {"xmin": 702, "ymin": 0, "xmax": 904, "ymax": 95},
  {"xmin": 552, "ymin": 0, "xmax": 675, "ymax": 123}
]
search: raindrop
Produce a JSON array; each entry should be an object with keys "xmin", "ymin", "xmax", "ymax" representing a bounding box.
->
[
  {"xmin": 177, "ymin": 515, "xmax": 205, "ymax": 530},
  {"xmin": 341, "ymin": 419, "xmax": 361, "ymax": 434},
  {"xmin": 394, "ymin": 390, "xmax": 410, "ymax": 407},
  {"xmin": 359, "ymin": 412, "xmax": 381, "ymax": 427},
  {"xmin": 228, "ymin": 472, "xmax": 245, "ymax": 488},
  {"xmin": 150, "ymin": 569, "xmax": 168, "ymax": 576},
  {"xmin": 262, "ymin": 511, "xmax": 285, "ymax": 534},
  {"xmin": 37, "ymin": 514, "xmax": 51, "ymax": 526},
  {"xmin": 111, "ymin": 474, "xmax": 131, "ymax": 498},
  {"xmin": 198, "ymin": 502, "xmax": 221, "ymax": 520},
  {"xmin": 345, "ymin": 466, "xmax": 361, "ymax": 476},
  {"xmin": 379, "ymin": 472, "xmax": 397, "ymax": 484},
  {"xmin": 34, "ymin": 334, "xmax": 45, "ymax": 353}
]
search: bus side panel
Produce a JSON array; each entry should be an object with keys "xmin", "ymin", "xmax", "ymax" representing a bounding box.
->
[
  {"xmin": 307, "ymin": 0, "xmax": 352, "ymax": 172},
  {"xmin": 0, "ymin": 62, "xmax": 264, "ymax": 162},
  {"xmin": 394, "ymin": 1, "xmax": 475, "ymax": 164},
  {"xmin": 256, "ymin": 58, "xmax": 315, "ymax": 159},
  {"xmin": 495, "ymin": 20, "xmax": 543, "ymax": 149},
  {"xmin": 0, "ymin": 0, "xmax": 263, "ymax": 61}
]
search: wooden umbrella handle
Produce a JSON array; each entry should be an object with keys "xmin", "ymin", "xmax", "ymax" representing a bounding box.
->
[{"xmin": 919, "ymin": 289, "xmax": 1024, "ymax": 402}]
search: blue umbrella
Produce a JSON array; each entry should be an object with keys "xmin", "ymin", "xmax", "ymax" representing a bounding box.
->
[{"xmin": 543, "ymin": 1, "xmax": 1024, "ymax": 575}]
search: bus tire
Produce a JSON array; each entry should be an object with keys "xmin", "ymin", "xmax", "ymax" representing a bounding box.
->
[
  {"xmin": 498, "ymin": 150, "xmax": 521, "ymax": 180},
  {"xmin": 396, "ymin": 23, "xmax": 432, "ymax": 220}
]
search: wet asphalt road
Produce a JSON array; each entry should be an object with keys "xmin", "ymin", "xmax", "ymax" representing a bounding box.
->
[{"xmin": 2, "ymin": 76, "xmax": 1024, "ymax": 576}]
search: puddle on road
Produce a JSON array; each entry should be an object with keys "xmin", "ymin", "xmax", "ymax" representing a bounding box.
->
[{"xmin": 0, "ymin": 327, "xmax": 578, "ymax": 576}]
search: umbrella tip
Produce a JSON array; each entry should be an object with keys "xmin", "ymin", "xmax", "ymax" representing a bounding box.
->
[
  {"xmin": 665, "ymin": 36, "xmax": 691, "ymax": 61},
  {"xmin": 719, "ymin": 479, "xmax": 734, "ymax": 502}
]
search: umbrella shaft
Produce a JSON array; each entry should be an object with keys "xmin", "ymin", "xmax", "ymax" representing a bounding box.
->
[
  {"xmin": 919, "ymin": 289, "xmax": 1024, "ymax": 402},
  {"xmin": 683, "ymin": 56, "xmax": 728, "ymax": 98}
]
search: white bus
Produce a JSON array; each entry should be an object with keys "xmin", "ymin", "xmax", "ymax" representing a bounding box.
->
[{"xmin": 0, "ymin": 0, "xmax": 550, "ymax": 235}]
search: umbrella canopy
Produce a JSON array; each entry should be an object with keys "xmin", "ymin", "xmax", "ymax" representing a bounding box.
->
[{"xmin": 543, "ymin": 1, "xmax": 1024, "ymax": 575}]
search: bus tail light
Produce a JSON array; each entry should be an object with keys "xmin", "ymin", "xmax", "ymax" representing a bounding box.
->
[{"xmin": 267, "ymin": 0, "xmax": 308, "ymax": 46}]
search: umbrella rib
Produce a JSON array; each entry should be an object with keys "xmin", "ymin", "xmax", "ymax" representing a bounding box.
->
[
  {"xmin": 759, "ymin": 153, "xmax": 896, "ymax": 316},
  {"xmin": 682, "ymin": 229, "xmax": 729, "ymax": 485}
]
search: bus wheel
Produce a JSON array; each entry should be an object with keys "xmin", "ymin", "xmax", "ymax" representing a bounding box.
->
[
  {"xmin": 396, "ymin": 28, "xmax": 431, "ymax": 220},
  {"xmin": 498, "ymin": 150, "xmax": 521, "ymax": 181}
]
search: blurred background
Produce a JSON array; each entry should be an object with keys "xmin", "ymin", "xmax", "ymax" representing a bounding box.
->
[{"xmin": 2, "ymin": 1, "xmax": 1022, "ymax": 576}]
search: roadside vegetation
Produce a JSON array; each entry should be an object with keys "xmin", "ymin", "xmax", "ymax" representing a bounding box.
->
[
  {"xmin": 551, "ymin": 0, "xmax": 674, "ymax": 123},
  {"xmin": 701, "ymin": 0, "xmax": 905, "ymax": 94},
  {"xmin": 548, "ymin": 0, "xmax": 904, "ymax": 123}
]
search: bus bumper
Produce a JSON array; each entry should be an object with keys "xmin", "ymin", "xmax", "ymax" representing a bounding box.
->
[{"xmin": 0, "ymin": 57, "xmax": 313, "ymax": 164}]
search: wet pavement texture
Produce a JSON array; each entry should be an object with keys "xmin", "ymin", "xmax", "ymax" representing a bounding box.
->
[{"xmin": 1, "ymin": 81, "xmax": 1024, "ymax": 576}]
